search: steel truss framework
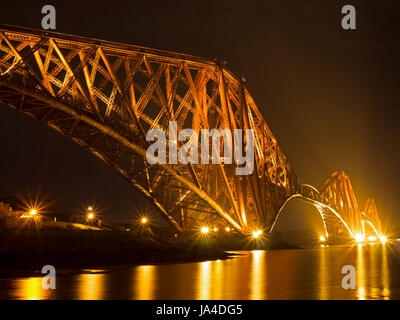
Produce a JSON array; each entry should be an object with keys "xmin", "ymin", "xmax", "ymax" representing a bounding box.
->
[
  {"xmin": 0, "ymin": 25, "xmax": 298, "ymax": 234},
  {"xmin": 302, "ymin": 170, "xmax": 383, "ymax": 239},
  {"xmin": 0, "ymin": 25, "xmax": 382, "ymax": 237}
]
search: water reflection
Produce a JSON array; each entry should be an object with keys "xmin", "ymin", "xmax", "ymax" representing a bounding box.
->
[
  {"xmin": 352, "ymin": 244, "xmax": 392, "ymax": 300},
  {"xmin": 250, "ymin": 250, "xmax": 266, "ymax": 299},
  {"xmin": 77, "ymin": 272, "xmax": 105, "ymax": 300},
  {"xmin": 318, "ymin": 245, "xmax": 329, "ymax": 299},
  {"xmin": 357, "ymin": 244, "xmax": 366, "ymax": 300},
  {"xmin": 214, "ymin": 260, "xmax": 223, "ymax": 299},
  {"xmin": 3, "ymin": 245, "xmax": 397, "ymax": 300},
  {"xmin": 197, "ymin": 261, "xmax": 211, "ymax": 300},
  {"xmin": 14, "ymin": 277, "xmax": 51, "ymax": 300},
  {"xmin": 368, "ymin": 244, "xmax": 378, "ymax": 299},
  {"xmin": 133, "ymin": 265, "xmax": 156, "ymax": 300},
  {"xmin": 381, "ymin": 245, "xmax": 390, "ymax": 299}
]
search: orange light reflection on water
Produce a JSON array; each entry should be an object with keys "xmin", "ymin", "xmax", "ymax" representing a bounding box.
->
[
  {"xmin": 133, "ymin": 265, "xmax": 156, "ymax": 300},
  {"xmin": 6, "ymin": 246, "xmax": 395, "ymax": 300},
  {"xmin": 15, "ymin": 277, "xmax": 50, "ymax": 300},
  {"xmin": 77, "ymin": 272, "xmax": 105, "ymax": 300}
]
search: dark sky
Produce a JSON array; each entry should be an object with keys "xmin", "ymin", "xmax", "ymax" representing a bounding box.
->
[{"xmin": 0, "ymin": 1, "xmax": 399, "ymax": 229}]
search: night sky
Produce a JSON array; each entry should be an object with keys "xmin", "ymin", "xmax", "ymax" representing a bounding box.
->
[{"xmin": 0, "ymin": 1, "xmax": 399, "ymax": 229}]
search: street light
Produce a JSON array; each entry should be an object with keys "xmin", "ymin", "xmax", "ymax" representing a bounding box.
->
[
  {"xmin": 201, "ymin": 226, "xmax": 209, "ymax": 234},
  {"xmin": 355, "ymin": 233, "xmax": 365, "ymax": 243},
  {"xmin": 252, "ymin": 230, "xmax": 262, "ymax": 239},
  {"xmin": 380, "ymin": 235, "xmax": 388, "ymax": 244},
  {"xmin": 87, "ymin": 212, "xmax": 94, "ymax": 220},
  {"xmin": 29, "ymin": 209, "xmax": 37, "ymax": 216},
  {"xmin": 141, "ymin": 217, "xmax": 148, "ymax": 224}
]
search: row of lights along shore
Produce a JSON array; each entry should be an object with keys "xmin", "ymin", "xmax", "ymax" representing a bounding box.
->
[
  {"xmin": 22, "ymin": 204, "xmax": 151, "ymax": 226},
  {"xmin": 24, "ymin": 206, "xmax": 96, "ymax": 220},
  {"xmin": 319, "ymin": 233, "xmax": 388, "ymax": 245},
  {"xmin": 23, "ymin": 206, "xmax": 389, "ymax": 244},
  {"xmin": 200, "ymin": 226, "xmax": 263, "ymax": 240}
]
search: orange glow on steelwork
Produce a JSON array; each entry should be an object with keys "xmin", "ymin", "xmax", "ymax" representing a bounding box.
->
[
  {"xmin": 362, "ymin": 219, "xmax": 387, "ymax": 244},
  {"xmin": 0, "ymin": 25, "xmax": 386, "ymax": 238}
]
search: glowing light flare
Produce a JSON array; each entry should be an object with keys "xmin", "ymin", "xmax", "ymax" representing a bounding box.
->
[
  {"xmin": 380, "ymin": 235, "xmax": 388, "ymax": 244},
  {"xmin": 21, "ymin": 208, "xmax": 40, "ymax": 218},
  {"xmin": 87, "ymin": 213, "xmax": 94, "ymax": 220},
  {"xmin": 141, "ymin": 217, "xmax": 148, "ymax": 224},
  {"xmin": 213, "ymin": 227, "xmax": 218, "ymax": 232},
  {"xmin": 201, "ymin": 227, "xmax": 209, "ymax": 234},
  {"xmin": 319, "ymin": 236, "xmax": 326, "ymax": 242},
  {"xmin": 367, "ymin": 236, "xmax": 377, "ymax": 242},
  {"xmin": 355, "ymin": 233, "xmax": 365, "ymax": 243},
  {"xmin": 19, "ymin": 195, "xmax": 49, "ymax": 220},
  {"xmin": 252, "ymin": 230, "xmax": 262, "ymax": 239},
  {"xmin": 225, "ymin": 227, "xmax": 231, "ymax": 232}
]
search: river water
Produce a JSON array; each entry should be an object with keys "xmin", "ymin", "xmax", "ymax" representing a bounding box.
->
[{"xmin": 1, "ymin": 244, "xmax": 400, "ymax": 300}]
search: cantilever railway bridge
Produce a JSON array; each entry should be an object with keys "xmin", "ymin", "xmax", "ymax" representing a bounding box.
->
[{"xmin": 0, "ymin": 24, "xmax": 383, "ymax": 241}]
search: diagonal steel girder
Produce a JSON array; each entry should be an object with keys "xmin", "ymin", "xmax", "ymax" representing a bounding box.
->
[
  {"xmin": 0, "ymin": 79, "xmax": 243, "ymax": 232},
  {"xmin": 0, "ymin": 24, "xmax": 300, "ymax": 234}
]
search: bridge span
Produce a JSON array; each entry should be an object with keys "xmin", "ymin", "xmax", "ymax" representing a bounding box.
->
[{"xmin": 0, "ymin": 24, "xmax": 384, "ymax": 242}]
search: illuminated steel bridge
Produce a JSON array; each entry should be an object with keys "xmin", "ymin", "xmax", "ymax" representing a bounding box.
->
[{"xmin": 0, "ymin": 24, "xmax": 384, "ymax": 241}]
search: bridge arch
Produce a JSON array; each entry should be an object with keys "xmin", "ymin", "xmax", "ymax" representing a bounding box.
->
[
  {"xmin": 269, "ymin": 194, "xmax": 328, "ymax": 238},
  {"xmin": 270, "ymin": 191, "xmax": 355, "ymax": 241}
]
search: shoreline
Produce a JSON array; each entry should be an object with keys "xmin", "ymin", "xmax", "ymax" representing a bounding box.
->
[{"xmin": 0, "ymin": 229, "xmax": 296, "ymax": 278}]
